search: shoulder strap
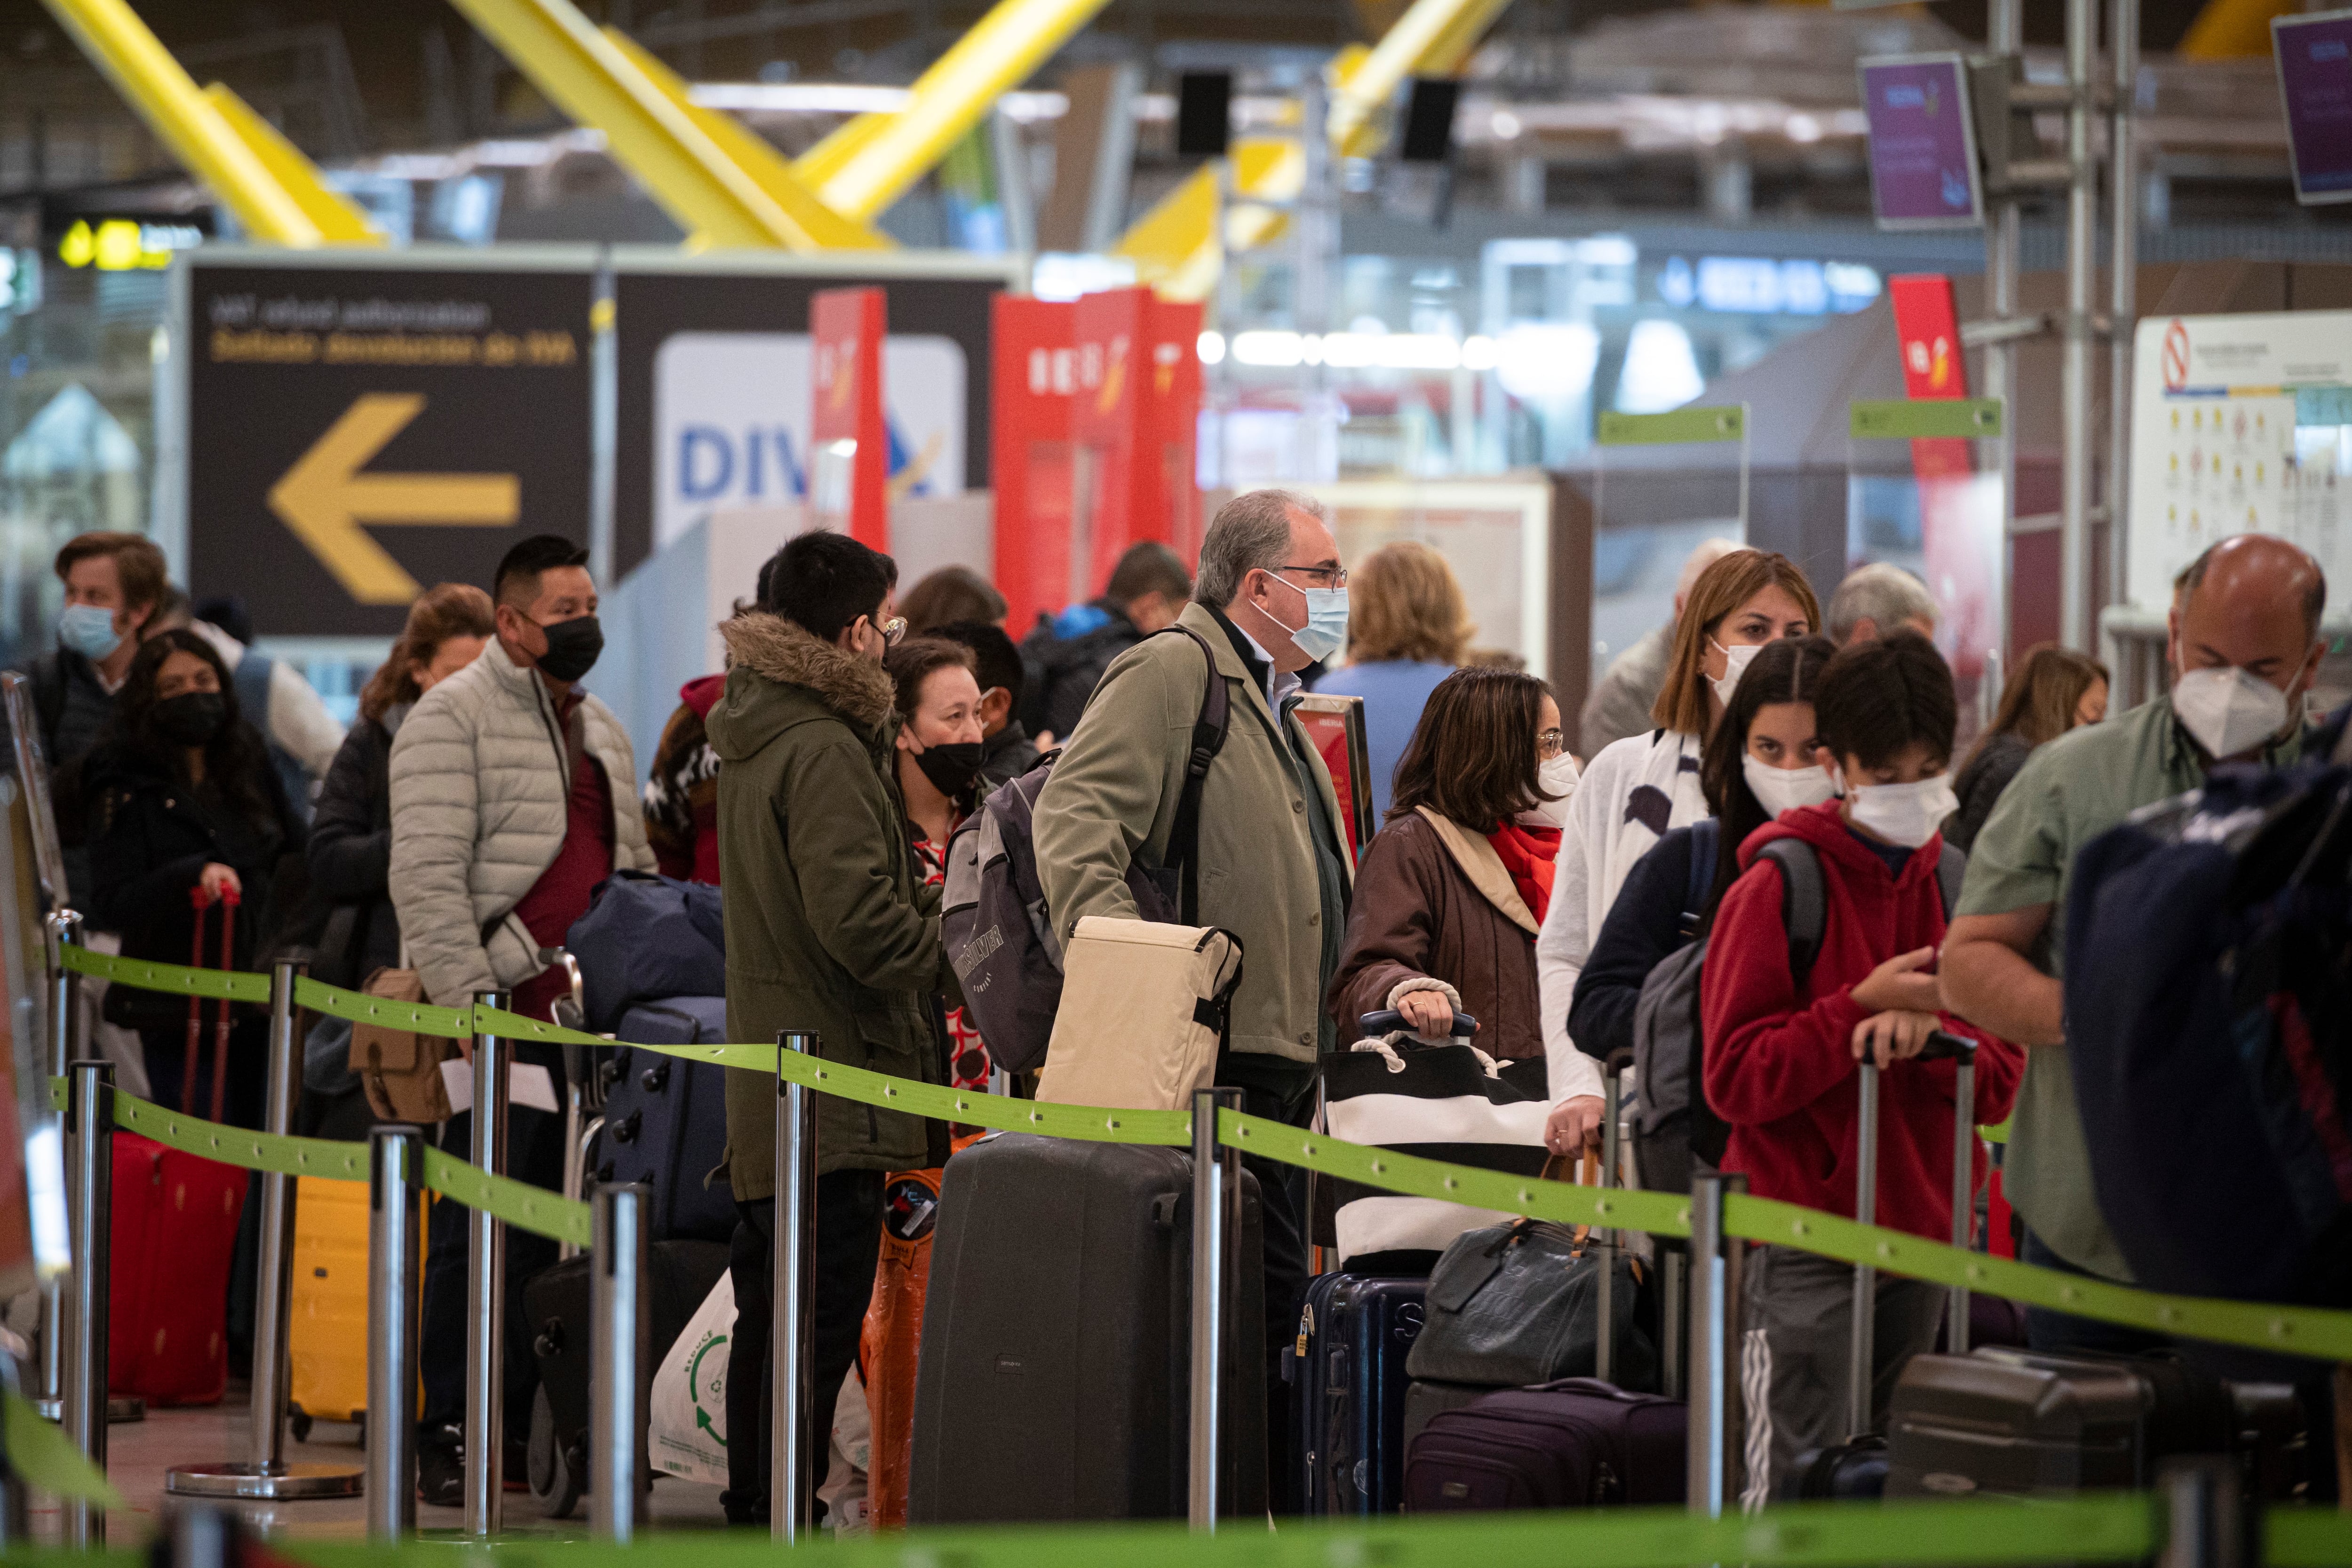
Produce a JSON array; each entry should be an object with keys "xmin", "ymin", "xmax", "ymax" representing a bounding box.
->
[
  {"xmin": 233, "ymin": 652, "xmax": 274, "ymax": 723},
  {"xmin": 1156, "ymin": 626, "xmax": 1230, "ymax": 925},
  {"xmin": 1682, "ymin": 819, "xmax": 1720, "ymax": 929},
  {"xmin": 1757, "ymin": 838, "xmax": 1828, "ymax": 986},
  {"xmin": 1934, "ymin": 842, "xmax": 1966, "ymax": 919}
]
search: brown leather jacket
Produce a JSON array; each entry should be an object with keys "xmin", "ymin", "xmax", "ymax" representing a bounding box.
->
[{"xmin": 1326, "ymin": 807, "xmax": 1545, "ymax": 1059}]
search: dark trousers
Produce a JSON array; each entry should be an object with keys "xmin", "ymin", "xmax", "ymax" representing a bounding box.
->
[
  {"xmin": 418, "ymin": 1042, "xmax": 569, "ymax": 1439},
  {"xmin": 721, "ymin": 1171, "xmax": 886, "ymax": 1526},
  {"xmin": 2019, "ymin": 1226, "xmax": 2173, "ymax": 1358},
  {"xmin": 1217, "ymin": 1052, "xmax": 1315, "ymax": 1514}
]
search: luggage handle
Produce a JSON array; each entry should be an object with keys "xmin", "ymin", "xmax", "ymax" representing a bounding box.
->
[{"xmin": 1357, "ymin": 1008, "xmax": 1479, "ymax": 1039}]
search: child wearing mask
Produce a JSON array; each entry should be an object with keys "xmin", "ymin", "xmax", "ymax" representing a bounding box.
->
[{"xmin": 1698, "ymin": 631, "xmax": 2021, "ymax": 1505}]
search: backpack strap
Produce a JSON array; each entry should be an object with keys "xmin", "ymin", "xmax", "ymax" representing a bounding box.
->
[
  {"xmin": 1154, "ymin": 626, "xmax": 1231, "ymax": 926},
  {"xmin": 1933, "ymin": 842, "xmax": 1966, "ymax": 920},
  {"xmin": 1756, "ymin": 838, "xmax": 1829, "ymax": 987},
  {"xmin": 1681, "ymin": 819, "xmax": 1720, "ymax": 937}
]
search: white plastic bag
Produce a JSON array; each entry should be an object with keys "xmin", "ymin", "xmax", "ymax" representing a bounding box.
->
[{"xmin": 649, "ymin": 1272, "xmax": 734, "ymax": 1486}]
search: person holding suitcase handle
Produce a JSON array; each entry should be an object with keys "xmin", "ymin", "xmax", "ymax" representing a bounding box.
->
[{"xmin": 1697, "ymin": 632, "xmax": 2021, "ymax": 1507}]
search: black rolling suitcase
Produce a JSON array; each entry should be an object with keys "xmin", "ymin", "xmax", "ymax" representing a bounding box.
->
[
  {"xmin": 906, "ymin": 1132, "xmax": 1267, "ymax": 1524},
  {"xmin": 1292, "ymin": 1274, "xmax": 1425, "ymax": 1514},
  {"xmin": 592, "ymin": 998, "xmax": 737, "ymax": 1243},
  {"xmin": 523, "ymin": 1239, "xmax": 731, "ymax": 1516}
]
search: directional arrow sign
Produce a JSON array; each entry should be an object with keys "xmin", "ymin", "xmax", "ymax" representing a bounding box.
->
[{"xmin": 266, "ymin": 393, "xmax": 521, "ymax": 605}]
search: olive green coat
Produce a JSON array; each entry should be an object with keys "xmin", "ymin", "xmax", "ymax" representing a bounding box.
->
[{"xmin": 707, "ymin": 612, "xmax": 945, "ymax": 1196}]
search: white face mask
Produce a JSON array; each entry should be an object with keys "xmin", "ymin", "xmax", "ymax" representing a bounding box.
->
[
  {"xmin": 1517, "ymin": 752, "xmax": 1581, "ymax": 829},
  {"xmin": 2172, "ymin": 665, "xmax": 2294, "ymax": 761},
  {"xmin": 1841, "ymin": 772, "xmax": 1959, "ymax": 850},
  {"xmin": 1743, "ymin": 754, "xmax": 1837, "ymax": 817},
  {"xmin": 1709, "ymin": 638, "xmax": 1761, "ymax": 707}
]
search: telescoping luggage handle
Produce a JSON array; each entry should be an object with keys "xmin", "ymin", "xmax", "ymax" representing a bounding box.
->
[
  {"xmin": 183, "ymin": 885, "xmax": 240, "ymax": 1121},
  {"xmin": 1848, "ymin": 1029, "xmax": 1979, "ymax": 1439}
]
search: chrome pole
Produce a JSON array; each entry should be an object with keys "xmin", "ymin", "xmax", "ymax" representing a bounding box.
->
[
  {"xmin": 2155, "ymin": 1456, "xmax": 2246, "ymax": 1568},
  {"xmin": 170, "ymin": 961, "xmax": 361, "ymax": 1498},
  {"xmin": 2060, "ymin": 0, "xmax": 2097, "ymax": 650},
  {"xmin": 590, "ymin": 1182, "xmax": 651, "ymax": 1540},
  {"xmin": 1187, "ymin": 1086, "xmax": 1241, "ymax": 1531},
  {"xmin": 772, "ymin": 1031, "xmax": 818, "ymax": 1543},
  {"xmin": 63, "ymin": 1059, "xmax": 110, "ymax": 1548},
  {"xmin": 366, "ymin": 1126, "xmax": 424, "ymax": 1542},
  {"xmin": 38, "ymin": 912, "xmax": 80, "ymax": 1419},
  {"xmin": 2106, "ymin": 0, "xmax": 2141, "ymax": 633},
  {"xmin": 1597, "ymin": 1059, "xmax": 1623, "ymax": 1385},
  {"xmin": 1849, "ymin": 1061, "xmax": 1880, "ymax": 1439},
  {"xmin": 463, "ymin": 989, "xmax": 511, "ymax": 1536},
  {"xmin": 1949, "ymin": 1050, "xmax": 1979, "ymax": 1354},
  {"xmin": 1685, "ymin": 1170, "xmax": 1746, "ymax": 1518}
]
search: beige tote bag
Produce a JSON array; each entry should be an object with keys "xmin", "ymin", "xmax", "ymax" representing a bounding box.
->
[{"xmin": 1033, "ymin": 916, "xmax": 1244, "ymax": 1112}]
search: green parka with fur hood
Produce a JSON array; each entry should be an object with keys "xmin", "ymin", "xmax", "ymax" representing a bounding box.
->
[{"xmin": 707, "ymin": 610, "xmax": 949, "ymax": 1194}]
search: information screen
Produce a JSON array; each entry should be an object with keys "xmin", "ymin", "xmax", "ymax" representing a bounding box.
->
[
  {"xmin": 2276, "ymin": 9, "xmax": 2352, "ymax": 204},
  {"xmin": 1858, "ymin": 54, "xmax": 1983, "ymax": 230}
]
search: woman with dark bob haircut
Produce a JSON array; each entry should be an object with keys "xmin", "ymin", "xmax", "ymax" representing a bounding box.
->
[
  {"xmin": 1327, "ymin": 665, "xmax": 1579, "ymax": 1066},
  {"xmin": 78, "ymin": 627, "xmax": 306, "ymax": 1126}
]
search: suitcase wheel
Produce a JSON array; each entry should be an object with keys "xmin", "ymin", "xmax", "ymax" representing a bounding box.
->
[
  {"xmin": 289, "ymin": 1410, "xmax": 312, "ymax": 1443},
  {"xmin": 528, "ymin": 1386, "xmax": 580, "ymax": 1520}
]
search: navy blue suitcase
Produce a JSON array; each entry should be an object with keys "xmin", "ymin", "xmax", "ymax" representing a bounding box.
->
[
  {"xmin": 1294, "ymin": 1274, "xmax": 1426, "ymax": 1514},
  {"xmin": 594, "ymin": 996, "xmax": 736, "ymax": 1243}
]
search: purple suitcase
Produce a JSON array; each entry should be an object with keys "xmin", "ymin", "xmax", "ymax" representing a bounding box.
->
[{"xmin": 1402, "ymin": 1378, "xmax": 1685, "ymax": 1512}]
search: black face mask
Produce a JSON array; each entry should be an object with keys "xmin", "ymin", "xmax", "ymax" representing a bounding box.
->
[
  {"xmin": 912, "ymin": 740, "xmax": 985, "ymax": 801},
  {"xmin": 154, "ymin": 692, "xmax": 226, "ymax": 748},
  {"xmin": 534, "ymin": 614, "xmax": 603, "ymax": 684}
]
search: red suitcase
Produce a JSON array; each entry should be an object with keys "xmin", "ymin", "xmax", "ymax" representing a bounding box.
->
[{"xmin": 109, "ymin": 1132, "xmax": 246, "ymax": 1406}]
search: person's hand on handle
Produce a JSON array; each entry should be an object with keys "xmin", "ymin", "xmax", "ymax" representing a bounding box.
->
[
  {"xmin": 1545, "ymin": 1095, "xmax": 1604, "ymax": 1156},
  {"xmin": 1850, "ymin": 946, "xmax": 1940, "ymax": 1017},
  {"xmin": 1396, "ymin": 988, "xmax": 1455, "ymax": 1037},
  {"xmin": 1850, "ymin": 1009, "xmax": 1941, "ymax": 1070},
  {"xmin": 198, "ymin": 863, "xmax": 242, "ymax": 904}
]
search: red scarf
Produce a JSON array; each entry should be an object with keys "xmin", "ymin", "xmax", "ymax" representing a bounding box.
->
[{"xmin": 1486, "ymin": 821, "xmax": 1561, "ymax": 923}]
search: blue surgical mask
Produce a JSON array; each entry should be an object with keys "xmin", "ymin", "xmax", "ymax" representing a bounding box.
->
[
  {"xmin": 1270, "ymin": 575, "xmax": 1350, "ymax": 664},
  {"xmin": 58, "ymin": 604, "xmax": 121, "ymax": 663}
]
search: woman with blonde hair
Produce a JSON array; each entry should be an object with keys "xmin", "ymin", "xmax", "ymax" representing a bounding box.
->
[
  {"xmin": 1534, "ymin": 547, "xmax": 1820, "ymax": 1155},
  {"xmin": 1316, "ymin": 539, "xmax": 1478, "ymax": 820},
  {"xmin": 1945, "ymin": 644, "xmax": 2108, "ymax": 852}
]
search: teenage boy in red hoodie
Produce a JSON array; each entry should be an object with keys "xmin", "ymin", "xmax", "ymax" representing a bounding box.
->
[{"xmin": 1699, "ymin": 630, "xmax": 2021, "ymax": 1505}]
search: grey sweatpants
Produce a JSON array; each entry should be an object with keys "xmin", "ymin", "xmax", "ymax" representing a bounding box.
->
[{"xmin": 1738, "ymin": 1243, "xmax": 1943, "ymax": 1509}]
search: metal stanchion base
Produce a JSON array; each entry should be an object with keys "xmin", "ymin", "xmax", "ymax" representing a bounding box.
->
[
  {"xmin": 164, "ymin": 1463, "xmax": 364, "ymax": 1499},
  {"xmin": 35, "ymin": 1396, "xmax": 144, "ymax": 1424}
]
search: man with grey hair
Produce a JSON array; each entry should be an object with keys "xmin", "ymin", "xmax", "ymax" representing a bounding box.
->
[
  {"xmin": 1033, "ymin": 486, "xmax": 1351, "ymax": 1498},
  {"xmin": 1828, "ymin": 560, "xmax": 1940, "ymax": 645},
  {"xmin": 1579, "ymin": 535, "xmax": 1741, "ymax": 756}
]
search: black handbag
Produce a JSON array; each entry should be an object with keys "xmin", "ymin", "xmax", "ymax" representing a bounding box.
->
[{"xmin": 1403, "ymin": 1216, "xmax": 1659, "ymax": 1391}]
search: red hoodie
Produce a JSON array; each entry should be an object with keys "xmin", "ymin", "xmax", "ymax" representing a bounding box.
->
[{"xmin": 1698, "ymin": 801, "xmax": 2021, "ymax": 1243}]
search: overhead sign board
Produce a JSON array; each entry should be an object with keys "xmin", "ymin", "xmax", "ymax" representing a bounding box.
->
[
  {"xmin": 1858, "ymin": 54, "xmax": 1983, "ymax": 230},
  {"xmin": 2274, "ymin": 8, "xmax": 2352, "ymax": 205},
  {"xmin": 180, "ymin": 255, "xmax": 595, "ymax": 637}
]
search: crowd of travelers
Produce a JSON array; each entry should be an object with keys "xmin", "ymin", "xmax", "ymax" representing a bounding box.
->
[{"xmin": 6, "ymin": 494, "xmax": 2343, "ymax": 1517}]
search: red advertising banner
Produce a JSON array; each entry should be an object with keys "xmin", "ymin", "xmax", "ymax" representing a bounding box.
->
[
  {"xmin": 991, "ymin": 295, "xmax": 1078, "ymax": 633},
  {"xmin": 1150, "ymin": 296, "xmax": 1205, "ymax": 564},
  {"xmin": 1072, "ymin": 287, "xmax": 1149, "ymax": 597},
  {"xmin": 810, "ymin": 286, "xmax": 889, "ymax": 548},
  {"xmin": 1887, "ymin": 272, "xmax": 1999, "ymax": 704}
]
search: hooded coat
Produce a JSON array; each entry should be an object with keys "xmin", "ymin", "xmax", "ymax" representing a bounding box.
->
[{"xmin": 707, "ymin": 612, "xmax": 950, "ymax": 1194}]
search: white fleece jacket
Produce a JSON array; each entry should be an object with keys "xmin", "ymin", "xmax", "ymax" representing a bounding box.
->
[{"xmin": 1535, "ymin": 727, "xmax": 1708, "ymax": 1105}]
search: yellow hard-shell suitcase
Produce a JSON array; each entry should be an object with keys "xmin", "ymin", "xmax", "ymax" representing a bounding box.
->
[{"xmin": 287, "ymin": 1177, "xmax": 429, "ymax": 1436}]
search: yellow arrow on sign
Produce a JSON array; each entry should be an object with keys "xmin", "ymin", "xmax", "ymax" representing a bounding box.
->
[{"xmin": 266, "ymin": 393, "xmax": 520, "ymax": 604}]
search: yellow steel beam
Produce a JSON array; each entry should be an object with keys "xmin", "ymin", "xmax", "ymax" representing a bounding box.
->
[
  {"xmin": 1327, "ymin": 0, "xmax": 1513, "ymax": 151},
  {"xmin": 803, "ymin": 0, "xmax": 1117, "ymax": 223},
  {"xmin": 39, "ymin": 0, "xmax": 330, "ymax": 244},
  {"xmin": 446, "ymin": 0, "xmax": 879, "ymax": 250},
  {"xmin": 600, "ymin": 27, "xmax": 891, "ymax": 249},
  {"xmin": 2178, "ymin": 0, "xmax": 2296, "ymax": 58},
  {"xmin": 203, "ymin": 85, "xmax": 382, "ymax": 244},
  {"xmin": 794, "ymin": 108, "xmax": 899, "ymax": 189}
]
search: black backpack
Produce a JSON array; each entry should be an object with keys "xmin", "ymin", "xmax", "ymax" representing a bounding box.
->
[
  {"xmin": 941, "ymin": 626, "xmax": 1229, "ymax": 1074},
  {"xmin": 1629, "ymin": 832, "xmax": 1964, "ymax": 1194}
]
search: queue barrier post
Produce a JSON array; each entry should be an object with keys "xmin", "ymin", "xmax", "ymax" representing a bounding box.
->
[
  {"xmin": 62, "ymin": 1059, "xmax": 111, "ymax": 1549},
  {"xmin": 168, "ymin": 960, "xmax": 362, "ymax": 1499},
  {"xmin": 37, "ymin": 910, "xmax": 79, "ymax": 1420},
  {"xmin": 1686, "ymin": 1169, "xmax": 1746, "ymax": 1520},
  {"xmin": 366, "ymin": 1126, "xmax": 424, "ymax": 1542},
  {"xmin": 773, "ymin": 1031, "xmax": 819, "ymax": 1543},
  {"xmin": 464, "ymin": 989, "xmax": 512, "ymax": 1536},
  {"xmin": 1188, "ymin": 1085, "xmax": 1243, "ymax": 1532},
  {"xmin": 590, "ymin": 1182, "xmax": 652, "ymax": 1540},
  {"xmin": 2156, "ymin": 1456, "xmax": 2249, "ymax": 1568}
]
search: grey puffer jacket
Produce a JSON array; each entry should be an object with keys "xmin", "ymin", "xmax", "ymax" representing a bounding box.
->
[{"xmin": 388, "ymin": 637, "xmax": 654, "ymax": 1008}]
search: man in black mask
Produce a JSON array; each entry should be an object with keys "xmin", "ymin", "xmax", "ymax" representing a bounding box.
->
[{"xmin": 388, "ymin": 533, "xmax": 655, "ymax": 1504}]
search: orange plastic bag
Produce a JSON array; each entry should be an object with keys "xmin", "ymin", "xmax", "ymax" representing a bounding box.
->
[{"xmin": 860, "ymin": 1134, "xmax": 979, "ymax": 1529}]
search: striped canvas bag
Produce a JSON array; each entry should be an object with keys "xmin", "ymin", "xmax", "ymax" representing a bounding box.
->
[{"xmin": 1315, "ymin": 1024, "xmax": 1550, "ymax": 1274}]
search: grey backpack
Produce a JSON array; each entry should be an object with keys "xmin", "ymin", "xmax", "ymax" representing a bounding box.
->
[{"xmin": 1628, "ymin": 832, "xmax": 1964, "ymax": 1194}]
